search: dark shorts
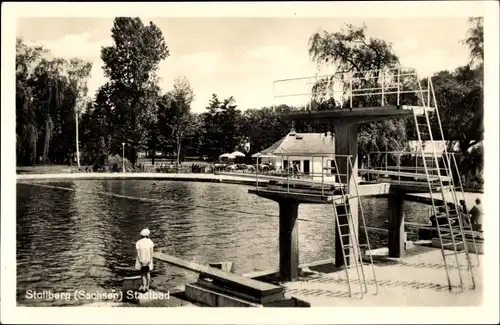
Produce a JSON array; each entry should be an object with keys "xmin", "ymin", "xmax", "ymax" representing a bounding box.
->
[{"xmin": 140, "ymin": 265, "xmax": 150, "ymax": 273}]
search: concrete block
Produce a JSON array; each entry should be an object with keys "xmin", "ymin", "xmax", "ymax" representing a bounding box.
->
[
  {"xmin": 122, "ymin": 276, "xmax": 141, "ymax": 303},
  {"xmin": 209, "ymin": 262, "xmax": 235, "ymax": 273},
  {"xmin": 405, "ymin": 240, "xmax": 414, "ymax": 250},
  {"xmin": 264, "ymin": 297, "xmax": 311, "ymax": 307},
  {"xmin": 196, "ymin": 278, "xmax": 284, "ymax": 304},
  {"xmin": 184, "ymin": 283, "xmax": 260, "ymax": 307}
]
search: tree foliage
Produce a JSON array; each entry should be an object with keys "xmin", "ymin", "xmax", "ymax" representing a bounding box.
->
[
  {"xmin": 463, "ymin": 17, "xmax": 484, "ymax": 67},
  {"xmin": 16, "ymin": 38, "xmax": 92, "ymax": 166},
  {"xmin": 98, "ymin": 17, "xmax": 169, "ymax": 165},
  {"xmin": 158, "ymin": 77, "xmax": 197, "ymax": 165},
  {"xmin": 307, "ymin": 23, "xmax": 408, "ymax": 157}
]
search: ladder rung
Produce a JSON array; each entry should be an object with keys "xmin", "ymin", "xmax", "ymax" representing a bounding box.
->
[
  {"xmin": 343, "ymin": 244, "xmax": 353, "ymax": 249},
  {"xmin": 341, "ymin": 233, "xmax": 351, "ymax": 237},
  {"xmin": 338, "ymin": 223, "xmax": 350, "ymax": 228},
  {"xmin": 442, "ymin": 241, "xmax": 463, "ymax": 247}
]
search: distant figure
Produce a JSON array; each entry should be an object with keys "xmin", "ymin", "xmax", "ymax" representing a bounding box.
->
[
  {"xmin": 430, "ymin": 206, "xmax": 448, "ymax": 227},
  {"xmin": 135, "ymin": 229, "xmax": 154, "ymax": 292},
  {"xmin": 294, "ymin": 163, "xmax": 300, "ymax": 178},
  {"xmin": 469, "ymin": 198, "xmax": 483, "ymax": 231},
  {"xmin": 459, "ymin": 199, "xmax": 471, "ymax": 227}
]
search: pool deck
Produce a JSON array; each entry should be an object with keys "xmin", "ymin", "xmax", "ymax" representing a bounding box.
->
[
  {"xmin": 16, "ymin": 172, "xmax": 266, "ymax": 186},
  {"xmin": 282, "ymin": 245, "xmax": 483, "ymax": 307},
  {"xmin": 81, "ymin": 245, "xmax": 483, "ymax": 308}
]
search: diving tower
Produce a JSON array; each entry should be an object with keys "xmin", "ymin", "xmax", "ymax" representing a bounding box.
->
[{"xmin": 249, "ymin": 67, "xmax": 477, "ymax": 296}]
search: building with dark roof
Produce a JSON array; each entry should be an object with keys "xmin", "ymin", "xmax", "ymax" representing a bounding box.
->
[{"xmin": 254, "ymin": 130, "xmax": 336, "ymax": 180}]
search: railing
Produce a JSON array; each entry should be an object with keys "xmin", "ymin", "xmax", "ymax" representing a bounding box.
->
[
  {"xmin": 253, "ymin": 153, "xmax": 359, "ymax": 198},
  {"xmin": 272, "ymin": 67, "xmax": 435, "ymax": 111},
  {"xmin": 360, "ymin": 151, "xmax": 456, "ymax": 186}
]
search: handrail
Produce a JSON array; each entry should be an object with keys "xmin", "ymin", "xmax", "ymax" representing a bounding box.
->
[{"xmin": 272, "ymin": 67, "xmax": 433, "ymax": 111}]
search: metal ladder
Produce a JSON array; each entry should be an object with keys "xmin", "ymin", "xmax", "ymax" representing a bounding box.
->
[
  {"xmin": 429, "ymin": 80, "xmax": 480, "ymax": 267},
  {"xmin": 330, "ymin": 155, "xmax": 378, "ymax": 298},
  {"xmin": 411, "ymin": 77, "xmax": 475, "ymax": 291},
  {"xmin": 448, "ymin": 152, "xmax": 480, "ymax": 267}
]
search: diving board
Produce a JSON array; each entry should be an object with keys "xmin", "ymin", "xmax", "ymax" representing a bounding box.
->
[{"xmin": 153, "ymin": 253, "xmax": 284, "ymax": 303}]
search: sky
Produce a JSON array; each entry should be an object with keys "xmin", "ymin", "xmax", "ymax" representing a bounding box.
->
[{"xmin": 17, "ymin": 17, "xmax": 473, "ymax": 113}]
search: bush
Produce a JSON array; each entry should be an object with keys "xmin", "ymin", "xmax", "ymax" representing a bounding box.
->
[
  {"xmin": 454, "ymin": 144, "xmax": 484, "ymax": 190},
  {"xmin": 106, "ymin": 154, "xmax": 133, "ymax": 172}
]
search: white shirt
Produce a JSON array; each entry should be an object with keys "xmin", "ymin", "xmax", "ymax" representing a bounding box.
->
[{"xmin": 135, "ymin": 238, "xmax": 154, "ymax": 270}]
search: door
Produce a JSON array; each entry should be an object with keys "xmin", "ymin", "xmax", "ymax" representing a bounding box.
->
[{"xmin": 303, "ymin": 160, "xmax": 310, "ymax": 175}]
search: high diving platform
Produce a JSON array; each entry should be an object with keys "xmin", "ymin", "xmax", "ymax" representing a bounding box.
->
[
  {"xmin": 247, "ymin": 66, "xmax": 478, "ymax": 296},
  {"xmin": 284, "ymin": 104, "xmax": 434, "ymax": 124}
]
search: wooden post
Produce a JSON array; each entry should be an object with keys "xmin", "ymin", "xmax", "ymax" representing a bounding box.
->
[
  {"xmin": 333, "ymin": 123, "xmax": 359, "ymax": 268},
  {"xmin": 278, "ymin": 200, "xmax": 299, "ymax": 281},
  {"xmin": 388, "ymin": 188, "xmax": 405, "ymax": 258}
]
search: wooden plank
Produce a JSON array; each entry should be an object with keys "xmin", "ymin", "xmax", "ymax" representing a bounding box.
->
[{"xmin": 153, "ymin": 253, "xmax": 284, "ymax": 298}]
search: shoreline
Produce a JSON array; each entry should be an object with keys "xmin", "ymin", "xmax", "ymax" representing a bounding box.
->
[
  {"xmin": 16, "ymin": 172, "xmax": 393, "ymax": 198},
  {"xmin": 16, "ymin": 172, "xmax": 264, "ymax": 186},
  {"xmin": 16, "ymin": 172, "xmax": 482, "ymax": 206}
]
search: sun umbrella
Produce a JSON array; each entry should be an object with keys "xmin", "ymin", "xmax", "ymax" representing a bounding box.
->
[
  {"xmin": 231, "ymin": 151, "xmax": 245, "ymax": 157},
  {"xmin": 219, "ymin": 153, "xmax": 236, "ymax": 159},
  {"xmin": 252, "ymin": 152, "xmax": 275, "ymax": 158}
]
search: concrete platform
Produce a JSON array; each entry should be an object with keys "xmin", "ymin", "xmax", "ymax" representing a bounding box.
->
[
  {"xmin": 282, "ymin": 105, "xmax": 421, "ymax": 123},
  {"xmin": 281, "ymin": 246, "xmax": 483, "ymax": 306},
  {"xmin": 406, "ymin": 191, "xmax": 483, "ymax": 210}
]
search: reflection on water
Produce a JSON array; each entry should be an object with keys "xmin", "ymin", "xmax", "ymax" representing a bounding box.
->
[{"xmin": 16, "ymin": 180, "xmax": 430, "ymax": 306}]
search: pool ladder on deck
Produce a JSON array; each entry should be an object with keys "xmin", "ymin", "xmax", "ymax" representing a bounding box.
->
[
  {"xmin": 330, "ymin": 156, "xmax": 379, "ymax": 298},
  {"xmin": 412, "ymin": 76, "xmax": 477, "ymax": 291}
]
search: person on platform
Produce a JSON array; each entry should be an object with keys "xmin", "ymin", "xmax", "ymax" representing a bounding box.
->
[
  {"xmin": 459, "ymin": 199, "xmax": 471, "ymax": 227},
  {"xmin": 430, "ymin": 206, "xmax": 448, "ymax": 227},
  {"xmin": 469, "ymin": 198, "xmax": 483, "ymax": 232},
  {"xmin": 135, "ymin": 228, "xmax": 154, "ymax": 292}
]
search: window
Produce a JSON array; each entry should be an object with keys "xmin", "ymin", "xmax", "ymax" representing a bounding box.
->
[{"xmin": 303, "ymin": 160, "xmax": 310, "ymax": 175}]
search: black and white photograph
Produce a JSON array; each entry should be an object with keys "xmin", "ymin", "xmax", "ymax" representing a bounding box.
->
[{"xmin": 1, "ymin": 1, "xmax": 499, "ymax": 324}]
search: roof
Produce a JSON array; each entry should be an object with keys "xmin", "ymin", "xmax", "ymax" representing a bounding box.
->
[{"xmin": 260, "ymin": 132, "xmax": 334, "ymax": 156}]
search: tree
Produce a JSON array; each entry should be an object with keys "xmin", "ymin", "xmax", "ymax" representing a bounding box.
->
[
  {"xmin": 463, "ymin": 17, "xmax": 484, "ymax": 67},
  {"xmin": 200, "ymin": 94, "xmax": 223, "ymax": 160},
  {"xmin": 308, "ymin": 23, "xmax": 408, "ymax": 158},
  {"xmin": 240, "ymin": 106, "xmax": 293, "ymax": 157},
  {"xmin": 16, "ymin": 38, "xmax": 92, "ymax": 166},
  {"xmin": 199, "ymin": 95, "xmax": 246, "ymax": 160},
  {"xmin": 100, "ymin": 17, "xmax": 169, "ymax": 165},
  {"xmin": 309, "ymin": 23, "xmax": 399, "ymax": 73},
  {"xmin": 158, "ymin": 77, "xmax": 197, "ymax": 166}
]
